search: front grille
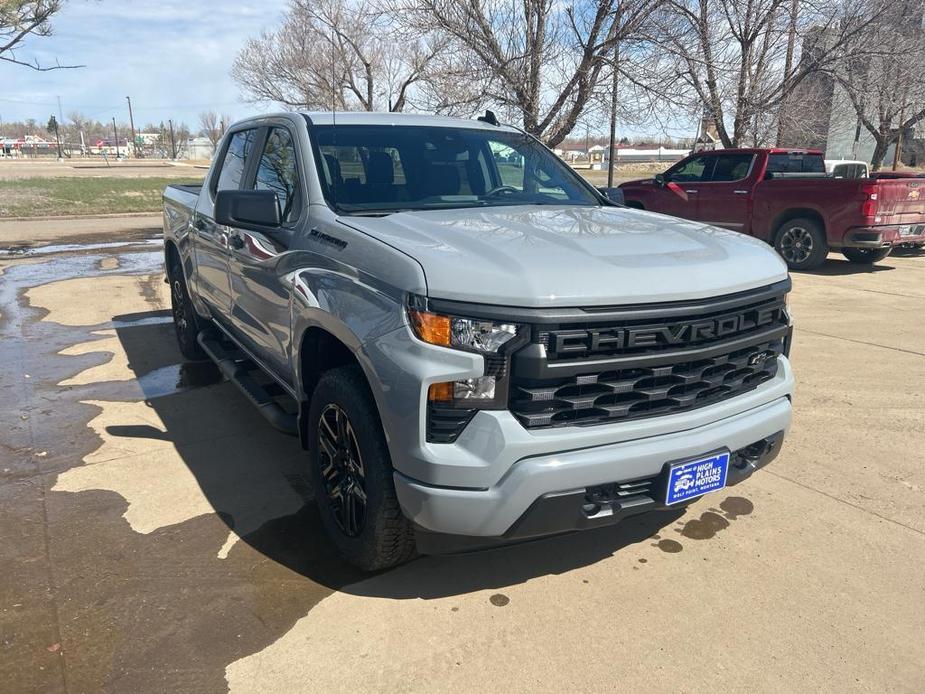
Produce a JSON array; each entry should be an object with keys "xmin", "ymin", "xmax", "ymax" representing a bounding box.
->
[
  {"xmin": 511, "ymin": 338, "xmax": 782, "ymax": 428},
  {"xmin": 508, "ymin": 284, "xmax": 790, "ymax": 430},
  {"xmin": 586, "ymin": 477, "xmax": 656, "ymax": 506}
]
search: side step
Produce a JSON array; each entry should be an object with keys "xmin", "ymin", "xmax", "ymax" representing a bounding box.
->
[{"xmin": 197, "ymin": 331, "xmax": 298, "ymax": 436}]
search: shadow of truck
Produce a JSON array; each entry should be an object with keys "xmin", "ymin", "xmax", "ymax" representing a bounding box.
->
[{"xmin": 110, "ymin": 310, "xmax": 684, "ymax": 599}]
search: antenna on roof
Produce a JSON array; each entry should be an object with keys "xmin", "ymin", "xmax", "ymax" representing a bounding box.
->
[{"xmin": 477, "ymin": 110, "xmax": 499, "ymax": 126}]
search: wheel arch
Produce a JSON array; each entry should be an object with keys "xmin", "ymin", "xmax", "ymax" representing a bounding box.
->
[
  {"xmin": 164, "ymin": 239, "xmax": 181, "ymax": 276},
  {"xmin": 295, "ymin": 322, "xmax": 383, "ymax": 451},
  {"xmin": 771, "ymin": 208, "xmax": 825, "ymax": 243}
]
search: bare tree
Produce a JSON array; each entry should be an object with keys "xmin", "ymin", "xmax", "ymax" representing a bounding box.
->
[
  {"xmin": 1, "ymin": 1, "xmax": 80, "ymax": 70},
  {"xmin": 198, "ymin": 111, "xmax": 223, "ymax": 152},
  {"xmin": 643, "ymin": 0, "xmax": 885, "ymax": 147},
  {"xmin": 232, "ymin": 0, "xmax": 450, "ymax": 112},
  {"xmin": 397, "ymin": 0, "xmax": 660, "ymax": 146},
  {"xmin": 830, "ymin": 0, "xmax": 925, "ymax": 169}
]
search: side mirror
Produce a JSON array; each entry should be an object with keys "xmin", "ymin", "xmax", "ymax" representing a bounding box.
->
[
  {"xmin": 596, "ymin": 187, "xmax": 625, "ymax": 204},
  {"xmin": 215, "ymin": 190, "xmax": 281, "ymax": 231},
  {"xmin": 654, "ymin": 173, "xmax": 667, "ymax": 186}
]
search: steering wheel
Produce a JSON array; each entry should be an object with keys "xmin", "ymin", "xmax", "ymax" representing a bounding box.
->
[{"xmin": 483, "ymin": 185, "xmax": 520, "ymax": 198}]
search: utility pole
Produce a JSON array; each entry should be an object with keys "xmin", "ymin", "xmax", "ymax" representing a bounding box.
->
[
  {"xmin": 168, "ymin": 119, "xmax": 177, "ymax": 160},
  {"xmin": 56, "ymin": 96, "xmax": 64, "ymax": 126},
  {"xmin": 112, "ymin": 117, "xmax": 119, "ymax": 158},
  {"xmin": 606, "ymin": 29, "xmax": 622, "ymax": 189},
  {"xmin": 126, "ymin": 96, "xmax": 137, "ymax": 158},
  {"xmin": 49, "ymin": 115, "xmax": 63, "ymax": 159}
]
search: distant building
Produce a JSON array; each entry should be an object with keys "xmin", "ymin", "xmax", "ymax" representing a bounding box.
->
[
  {"xmin": 779, "ymin": 17, "xmax": 924, "ymax": 165},
  {"xmin": 180, "ymin": 136, "xmax": 215, "ymax": 160}
]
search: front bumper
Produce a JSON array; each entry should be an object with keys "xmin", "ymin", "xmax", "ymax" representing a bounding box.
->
[
  {"xmin": 839, "ymin": 225, "xmax": 925, "ymax": 248},
  {"xmin": 413, "ymin": 430, "xmax": 785, "ymax": 554},
  {"xmin": 394, "ymin": 393, "xmax": 792, "ymax": 542}
]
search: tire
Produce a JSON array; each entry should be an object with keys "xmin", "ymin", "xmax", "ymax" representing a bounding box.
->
[
  {"xmin": 842, "ymin": 247, "xmax": 892, "ymax": 264},
  {"xmin": 307, "ymin": 365, "xmax": 415, "ymax": 571},
  {"xmin": 624, "ymin": 201, "xmax": 644, "ymax": 210},
  {"xmin": 167, "ymin": 253, "xmax": 207, "ymax": 361},
  {"xmin": 774, "ymin": 218, "xmax": 829, "ymax": 271}
]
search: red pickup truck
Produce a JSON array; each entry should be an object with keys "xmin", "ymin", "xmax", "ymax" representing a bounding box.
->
[{"xmin": 619, "ymin": 148, "xmax": 925, "ymax": 270}]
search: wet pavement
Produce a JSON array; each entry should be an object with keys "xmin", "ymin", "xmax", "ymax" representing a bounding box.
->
[{"xmin": 1, "ymin": 241, "xmax": 924, "ymax": 693}]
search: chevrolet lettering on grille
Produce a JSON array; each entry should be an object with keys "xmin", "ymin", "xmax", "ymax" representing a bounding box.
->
[{"xmin": 549, "ymin": 304, "xmax": 785, "ymax": 356}]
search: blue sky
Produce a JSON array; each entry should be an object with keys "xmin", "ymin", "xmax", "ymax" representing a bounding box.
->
[
  {"xmin": 1, "ymin": 0, "xmax": 289, "ymax": 129},
  {"xmin": 1, "ymin": 0, "xmax": 690, "ymax": 140}
]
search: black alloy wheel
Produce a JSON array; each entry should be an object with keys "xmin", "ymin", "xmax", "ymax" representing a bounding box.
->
[
  {"xmin": 307, "ymin": 365, "xmax": 416, "ymax": 570},
  {"xmin": 774, "ymin": 217, "xmax": 828, "ymax": 271},
  {"xmin": 317, "ymin": 403, "xmax": 367, "ymax": 537},
  {"xmin": 842, "ymin": 246, "xmax": 892, "ymax": 264},
  {"xmin": 168, "ymin": 255, "xmax": 206, "ymax": 360},
  {"xmin": 778, "ymin": 225, "xmax": 814, "ymax": 265}
]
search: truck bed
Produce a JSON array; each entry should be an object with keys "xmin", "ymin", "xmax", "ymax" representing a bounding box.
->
[{"xmin": 163, "ymin": 184, "xmax": 200, "ymax": 237}]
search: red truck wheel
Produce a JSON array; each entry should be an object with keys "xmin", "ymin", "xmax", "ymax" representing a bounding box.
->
[
  {"xmin": 774, "ymin": 218, "xmax": 828, "ymax": 271},
  {"xmin": 842, "ymin": 247, "xmax": 892, "ymax": 264}
]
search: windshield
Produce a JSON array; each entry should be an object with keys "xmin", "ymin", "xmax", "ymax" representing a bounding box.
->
[{"xmin": 308, "ymin": 124, "xmax": 600, "ymax": 214}]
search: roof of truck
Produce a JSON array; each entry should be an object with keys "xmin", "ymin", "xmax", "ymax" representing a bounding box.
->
[
  {"xmin": 298, "ymin": 111, "xmax": 522, "ymax": 133},
  {"xmin": 701, "ymin": 147, "xmax": 824, "ymax": 155}
]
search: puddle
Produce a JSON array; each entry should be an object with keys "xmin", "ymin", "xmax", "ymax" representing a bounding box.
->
[
  {"xmin": 679, "ymin": 511, "xmax": 730, "ymax": 540},
  {"xmin": 0, "ymin": 238, "xmax": 162, "ymax": 257},
  {"xmin": 655, "ymin": 539, "xmax": 683, "ymax": 553},
  {"xmin": 719, "ymin": 496, "xmax": 754, "ymax": 520},
  {"xmin": 136, "ymin": 361, "xmax": 223, "ymax": 399}
]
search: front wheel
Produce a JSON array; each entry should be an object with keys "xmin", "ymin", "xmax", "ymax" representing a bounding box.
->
[
  {"xmin": 774, "ymin": 218, "xmax": 829, "ymax": 271},
  {"xmin": 842, "ymin": 247, "xmax": 892, "ymax": 264},
  {"xmin": 307, "ymin": 365, "xmax": 415, "ymax": 571}
]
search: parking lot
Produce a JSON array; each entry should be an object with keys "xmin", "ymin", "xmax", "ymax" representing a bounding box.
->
[{"xmin": 1, "ymin": 238, "xmax": 923, "ymax": 693}]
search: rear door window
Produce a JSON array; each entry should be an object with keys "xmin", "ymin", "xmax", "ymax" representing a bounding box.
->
[
  {"xmin": 254, "ymin": 127, "xmax": 302, "ymax": 222},
  {"xmin": 214, "ymin": 129, "xmax": 257, "ymax": 192},
  {"xmin": 709, "ymin": 154, "xmax": 754, "ymax": 181}
]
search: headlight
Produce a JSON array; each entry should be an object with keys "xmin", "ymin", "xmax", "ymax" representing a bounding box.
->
[
  {"xmin": 407, "ymin": 303, "xmax": 527, "ymax": 442},
  {"xmin": 408, "ymin": 308, "xmax": 519, "ymax": 354}
]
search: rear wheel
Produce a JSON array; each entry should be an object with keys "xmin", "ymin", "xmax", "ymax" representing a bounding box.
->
[
  {"xmin": 842, "ymin": 247, "xmax": 892, "ymax": 264},
  {"xmin": 168, "ymin": 253, "xmax": 206, "ymax": 361},
  {"xmin": 307, "ymin": 365, "xmax": 415, "ymax": 571},
  {"xmin": 774, "ymin": 218, "xmax": 828, "ymax": 271}
]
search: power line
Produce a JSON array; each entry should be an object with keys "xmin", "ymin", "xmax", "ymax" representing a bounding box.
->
[{"xmin": 0, "ymin": 96, "xmax": 242, "ymax": 110}]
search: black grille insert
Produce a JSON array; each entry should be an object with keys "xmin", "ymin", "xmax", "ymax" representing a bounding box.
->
[{"xmin": 510, "ymin": 338, "xmax": 783, "ymax": 428}]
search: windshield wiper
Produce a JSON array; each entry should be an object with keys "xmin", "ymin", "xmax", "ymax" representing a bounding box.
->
[{"xmin": 341, "ymin": 209, "xmax": 405, "ymax": 217}]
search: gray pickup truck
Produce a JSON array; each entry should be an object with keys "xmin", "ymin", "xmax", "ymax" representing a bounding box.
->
[{"xmin": 163, "ymin": 112, "xmax": 795, "ymax": 570}]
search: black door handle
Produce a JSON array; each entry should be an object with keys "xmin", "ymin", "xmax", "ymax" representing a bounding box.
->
[{"xmin": 229, "ymin": 234, "xmax": 245, "ymax": 250}]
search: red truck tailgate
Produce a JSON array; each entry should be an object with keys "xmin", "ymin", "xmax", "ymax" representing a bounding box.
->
[{"xmin": 876, "ymin": 178, "xmax": 924, "ymax": 227}]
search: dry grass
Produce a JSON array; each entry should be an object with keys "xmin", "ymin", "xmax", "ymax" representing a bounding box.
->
[{"xmin": 0, "ymin": 177, "xmax": 202, "ymax": 217}]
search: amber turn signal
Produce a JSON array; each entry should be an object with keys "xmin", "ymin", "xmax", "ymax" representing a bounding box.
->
[
  {"xmin": 409, "ymin": 308, "xmax": 451, "ymax": 347},
  {"xmin": 428, "ymin": 382, "xmax": 454, "ymax": 402}
]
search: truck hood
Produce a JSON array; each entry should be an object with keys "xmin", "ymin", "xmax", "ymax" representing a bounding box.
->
[
  {"xmin": 341, "ymin": 205, "xmax": 788, "ymax": 307},
  {"xmin": 619, "ymin": 178, "xmax": 654, "ymax": 189}
]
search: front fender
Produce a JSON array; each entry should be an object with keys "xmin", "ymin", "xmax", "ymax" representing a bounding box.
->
[{"xmin": 289, "ymin": 266, "xmax": 406, "ymax": 402}]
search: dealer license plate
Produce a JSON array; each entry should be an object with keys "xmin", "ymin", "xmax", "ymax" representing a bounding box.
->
[{"xmin": 665, "ymin": 452, "xmax": 730, "ymax": 505}]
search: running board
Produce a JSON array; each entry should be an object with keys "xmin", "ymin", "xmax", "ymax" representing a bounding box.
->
[{"xmin": 197, "ymin": 331, "xmax": 298, "ymax": 436}]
